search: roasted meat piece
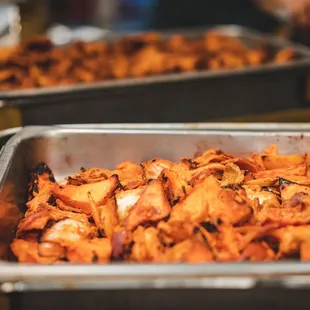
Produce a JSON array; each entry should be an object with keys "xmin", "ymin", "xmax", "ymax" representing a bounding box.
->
[
  {"xmin": 163, "ymin": 238, "xmax": 213, "ymax": 263},
  {"xmin": 141, "ymin": 158, "xmax": 174, "ymax": 180},
  {"xmin": 160, "ymin": 166, "xmax": 192, "ymax": 205},
  {"xmin": 40, "ymin": 218, "xmax": 98, "ymax": 247},
  {"xmin": 171, "ymin": 176, "xmax": 251, "ymax": 225},
  {"xmin": 130, "ymin": 226, "xmax": 164, "ymax": 262},
  {"xmin": 221, "ymin": 163, "xmax": 244, "ymax": 186},
  {"xmin": 52, "ymin": 175, "xmax": 118, "ymax": 214},
  {"xmin": 66, "ymin": 238, "xmax": 112, "ymax": 263},
  {"xmin": 256, "ymin": 193, "xmax": 310, "ymax": 226},
  {"xmin": 243, "ymin": 185, "xmax": 281, "ymax": 208},
  {"xmin": 125, "ymin": 180, "xmax": 171, "ymax": 230},
  {"xmin": 279, "ymin": 178, "xmax": 310, "ymax": 201},
  {"xmin": 11, "ymin": 239, "xmax": 62, "ymax": 264},
  {"xmin": 67, "ymin": 167, "xmax": 111, "ymax": 185},
  {"xmin": 115, "ymin": 186, "xmax": 146, "ymax": 224},
  {"xmin": 267, "ymin": 225, "xmax": 310, "ymax": 258},
  {"xmin": 262, "ymin": 154, "xmax": 305, "ymax": 170},
  {"xmin": 112, "ymin": 161, "xmax": 145, "ymax": 190},
  {"xmin": 16, "ymin": 204, "xmax": 89, "ymax": 237},
  {"xmin": 239, "ymin": 242, "xmax": 275, "ymax": 261}
]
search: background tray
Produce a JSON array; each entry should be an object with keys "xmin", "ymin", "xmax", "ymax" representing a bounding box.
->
[{"xmin": 1, "ymin": 25, "xmax": 310, "ymax": 124}]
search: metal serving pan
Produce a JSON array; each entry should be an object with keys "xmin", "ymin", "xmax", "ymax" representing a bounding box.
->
[
  {"xmin": 1, "ymin": 25, "xmax": 310, "ymax": 125},
  {"xmin": 2, "ymin": 125, "xmax": 310, "ymax": 310}
]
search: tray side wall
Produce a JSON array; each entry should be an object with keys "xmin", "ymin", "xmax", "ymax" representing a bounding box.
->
[{"xmin": 20, "ymin": 71, "xmax": 307, "ymax": 125}]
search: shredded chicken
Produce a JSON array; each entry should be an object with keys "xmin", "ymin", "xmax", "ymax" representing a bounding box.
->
[{"xmin": 11, "ymin": 144, "xmax": 310, "ymax": 263}]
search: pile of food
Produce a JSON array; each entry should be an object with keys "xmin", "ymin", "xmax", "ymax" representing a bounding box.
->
[
  {"xmin": 11, "ymin": 144, "xmax": 310, "ymax": 264},
  {"xmin": 0, "ymin": 31, "xmax": 296, "ymax": 91}
]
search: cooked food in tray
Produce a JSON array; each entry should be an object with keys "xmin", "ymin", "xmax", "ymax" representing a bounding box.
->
[
  {"xmin": 10, "ymin": 144, "xmax": 310, "ymax": 264},
  {"xmin": 0, "ymin": 31, "xmax": 296, "ymax": 91}
]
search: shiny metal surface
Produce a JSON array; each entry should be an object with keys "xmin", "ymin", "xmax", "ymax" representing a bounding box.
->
[
  {"xmin": 1, "ymin": 25, "xmax": 310, "ymax": 101},
  {"xmin": 58, "ymin": 122, "xmax": 310, "ymax": 131},
  {"xmin": 0, "ymin": 126, "xmax": 20, "ymax": 149},
  {"xmin": 1, "ymin": 125, "xmax": 310, "ymax": 292}
]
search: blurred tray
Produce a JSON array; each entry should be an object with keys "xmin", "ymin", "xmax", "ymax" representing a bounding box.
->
[{"xmin": 0, "ymin": 25, "xmax": 310, "ymax": 124}]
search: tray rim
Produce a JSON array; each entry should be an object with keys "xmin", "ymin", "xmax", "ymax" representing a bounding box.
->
[
  {"xmin": 2, "ymin": 122, "xmax": 310, "ymax": 133},
  {"xmin": 1, "ymin": 262, "xmax": 310, "ymax": 292},
  {"xmin": 55, "ymin": 122, "xmax": 310, "ymax": 131},
  {"xmin": 2, "ymin": 123, "xmax": 310, "ymax": 184}
]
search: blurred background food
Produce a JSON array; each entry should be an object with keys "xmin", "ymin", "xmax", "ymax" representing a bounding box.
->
[{"xmin": 0, "ymin": 32, "xmax": 296, "ymax": 91}]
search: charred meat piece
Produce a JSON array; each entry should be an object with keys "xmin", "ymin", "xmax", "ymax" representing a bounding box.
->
[
  {"xmin": 28, "ymin": 162, "xmax": 55, "ymax": 200},
  {"xmin": 112, "ymin": 161, "xmax": 145, "ymax": 190},
  {"xmin": 160, "ymin": 166, "xmax": 192, "ymax": 205},
  {"xmin": 67, "ymin": 168, "xmax": 111, "ymax": 185},
  {"xmin": 141, "ymin": 158, "xmax": 174, "ymax": 180},
  {"xmin": 279, "ymin": 178, "xmax": 310, "ymax": 201}
]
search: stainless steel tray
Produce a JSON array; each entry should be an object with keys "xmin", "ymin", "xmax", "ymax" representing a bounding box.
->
[
  {"xmin": 0, "ymin": 25, "xmax": 309, "ymax": 101},
  {"xmin": 1, "ymin": 125, "xmax": 310, "ymax": 294}
]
